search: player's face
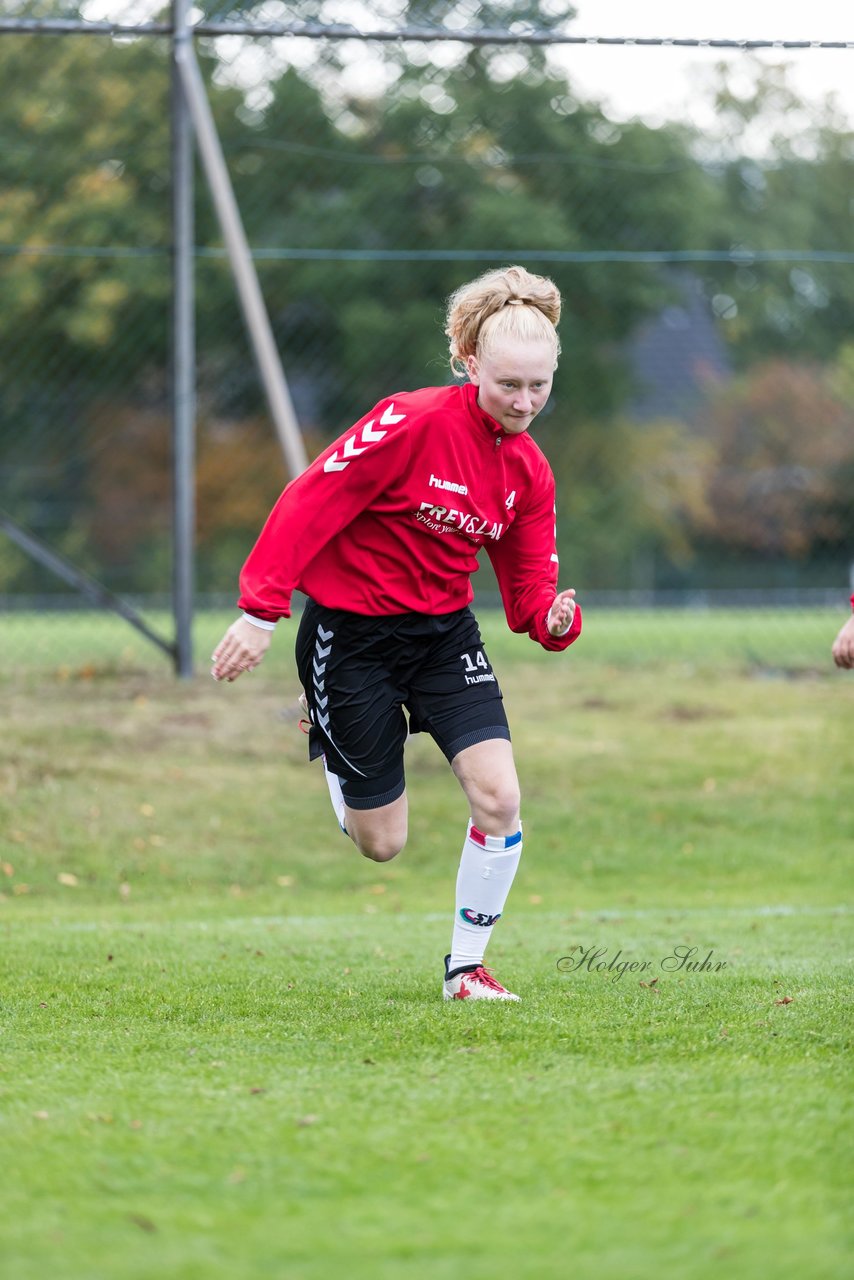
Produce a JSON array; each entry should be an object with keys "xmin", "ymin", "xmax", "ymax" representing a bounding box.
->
[{"xmin": 467, "ymin": 340, "xmax": 555, "ymax": 434}]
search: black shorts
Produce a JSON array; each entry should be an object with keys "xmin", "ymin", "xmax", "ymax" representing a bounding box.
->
[{"xmin": 294, "ymin": 600, "xmax": 510, "ymax": 810}]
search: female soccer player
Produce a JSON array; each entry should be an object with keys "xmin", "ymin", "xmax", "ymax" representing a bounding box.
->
[{"xmin": 212, "ymin": 265, "xmax": 582, "ymax": 1001}]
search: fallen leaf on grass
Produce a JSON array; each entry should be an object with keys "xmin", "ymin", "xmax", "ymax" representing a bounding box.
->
[
  {"xmin": 128, "ymin": 1214, "xmax": 156, "ymax": 1234},
  {"xmin": 33, "ymin": 1110, "xmax": 49, "ymax": 1120},
  {"xmin": 774, "ymin": 996, "xmax": 794, "ymax": 1005},
  {"xmin": 1, "ymin": 862, "xmax": 13, "ymax": 877},
  {"xmin": 249, "ymin": 1087, "xmax": 266, "ymax": 1095},
  {"xmin": 57, "ymin": 872, "xmax": 79, "ymax": 888},
  {"xmin": 296, "ymin": 1114, "xmax": 319, "ymax": 1127}
]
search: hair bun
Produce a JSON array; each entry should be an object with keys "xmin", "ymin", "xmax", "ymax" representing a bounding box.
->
[{"xmin": 444, "ymin": 265, "xmax": 562, "ymax": 376}]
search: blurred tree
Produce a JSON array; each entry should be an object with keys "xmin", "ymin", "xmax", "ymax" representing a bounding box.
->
[
  {"xmin": 216, "ymin": 33, "xmax": 718, "ymax": 429},
  {"xmin": 696, "ymin": 60, "xmax": 854, "ymax": 368},
  {"xmin": 0, "ymin": 34, "xmax": 174, "ymax": 586},
  {"xmin": 552, "ymin": 416, "xmax": 711, "ymax": 589},
  {"xmin": 693, "ymin": 355, "xmax": 854, "ymax": 560},
  {"xmin": 0, "ymin": 25, "xmax": 851, "ymax": 595}
]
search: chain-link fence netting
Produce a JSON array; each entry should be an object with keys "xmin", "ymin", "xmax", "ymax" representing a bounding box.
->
[{"xmin": 1, "ymin": 3, "xmax": 852, "ymax": 672}]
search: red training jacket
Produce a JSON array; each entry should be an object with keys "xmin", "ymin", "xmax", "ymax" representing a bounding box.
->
[{"xmin": 239, "ymin": 381, "xmax": 581, "ymax": 652}]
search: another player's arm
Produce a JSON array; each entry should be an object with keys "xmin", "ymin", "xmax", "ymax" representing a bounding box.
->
[{"xmin": 832, "ymin": 595, "xmax": 854, "ymax": 669}]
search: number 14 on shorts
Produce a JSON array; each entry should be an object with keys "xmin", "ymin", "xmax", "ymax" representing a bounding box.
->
[{"xmin": 460, "ymin": 650, "xmax": 496, "ymax": 686}]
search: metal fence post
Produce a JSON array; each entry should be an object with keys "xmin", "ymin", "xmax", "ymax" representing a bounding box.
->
[
  {"xmin": 172, "ymin": 0, "xmax": 195, "ymax": 678},
  {"xmin": 173, "ymin": 36, "xmax": 309, "ymax": 480}
]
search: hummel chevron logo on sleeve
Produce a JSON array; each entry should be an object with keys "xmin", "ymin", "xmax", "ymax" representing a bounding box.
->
[{"xmin": 323, "ymin": 402, "xmax": 405, "ymax": 473}]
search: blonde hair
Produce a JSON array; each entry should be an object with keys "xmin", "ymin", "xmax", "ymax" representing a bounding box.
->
[{"xmin": 444, "ymin": 265, "xmax": 561, "ymax": 377}]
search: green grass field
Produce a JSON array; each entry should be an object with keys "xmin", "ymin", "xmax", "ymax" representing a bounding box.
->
[{"xmin": 1, "ymin": 609, "xmax": 851, "ymax": 1279}]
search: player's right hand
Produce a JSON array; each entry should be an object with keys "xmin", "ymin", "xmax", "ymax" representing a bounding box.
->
[{"xmin": 211, "ymin": 616, "xmax": 273, "ymax": 682}]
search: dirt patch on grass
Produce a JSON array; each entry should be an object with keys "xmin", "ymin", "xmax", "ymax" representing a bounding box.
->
[{"xmin": 660, "ymin": 704, "xmax": 729, "ymax": 722}]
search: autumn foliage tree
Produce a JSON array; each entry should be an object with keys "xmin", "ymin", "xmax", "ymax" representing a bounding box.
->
[
  {"xmin": 694, "ymin": 354, "xmax": 854, "ymax": 560},
  {"xmin": 0, "ymin": 28, "xmax": 852, "ymax": 594}
]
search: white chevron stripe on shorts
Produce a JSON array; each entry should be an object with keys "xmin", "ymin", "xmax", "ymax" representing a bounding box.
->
[{"xmin": 310, "ymin": 622, "xmax": 367, "ymax": 777}]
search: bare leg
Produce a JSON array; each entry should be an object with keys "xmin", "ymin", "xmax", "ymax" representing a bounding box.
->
[
  {"xmin": 344, "ymin": 791, "xmax": 409, "ymax": 863},
  {"xmin": 451, "ymin": 739, "xmax": 521, "ymax": 833}
]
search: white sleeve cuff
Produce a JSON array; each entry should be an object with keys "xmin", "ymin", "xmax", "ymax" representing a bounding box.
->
[{"xmin": 242, "ymin": 612, "xmax": 277, "ymax": 631}]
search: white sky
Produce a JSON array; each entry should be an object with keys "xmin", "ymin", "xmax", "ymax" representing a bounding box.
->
[
  {"xmin": 80, "ymin": 0, "xmax": 854, "ymax": 130},
  {"xmin": 558, "ymin": 1, "xmax": 854, "ymax": 127}
]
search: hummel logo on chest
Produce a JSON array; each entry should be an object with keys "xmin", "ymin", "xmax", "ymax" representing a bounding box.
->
[{"xmin": 429, "ymin": 473, "xmax": 468, "ymax": 496}]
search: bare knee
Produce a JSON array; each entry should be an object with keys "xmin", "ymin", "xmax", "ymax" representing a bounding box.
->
[
  {"xmin": 472, "ymin": 782, "xmax": 521, "ymax": 833},
  {"xmin": 353, "ymin": 832, "xmax": 405, "ymax": 863},
  {"xmin": 344, "ymin": 801, "xmax": 407, "ymax": 863},
  {"xmin": 453, "ymin": 740, "xmax": 522, "ymax": 835}
]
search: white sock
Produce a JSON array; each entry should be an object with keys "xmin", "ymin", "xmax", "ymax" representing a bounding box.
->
[
  {"xmin": 449, "ymin": 820, "xmax": 522, "ymax": 971},
  {"xmin": 321, "ymin": 754, "xmax": 348, "ymax": 834}
]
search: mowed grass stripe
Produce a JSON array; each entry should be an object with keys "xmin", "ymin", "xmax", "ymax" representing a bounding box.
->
[
  {"xmin": 1, "ymin": 914, "xmax": 849, "ymax": 1280},
  {"xmin": 0, "ymin": 611, "xmax": 851, "ymax": 1278},
  {"xmin": 0, "ymin": 605, "xmax": 847, "ymax": 674}
]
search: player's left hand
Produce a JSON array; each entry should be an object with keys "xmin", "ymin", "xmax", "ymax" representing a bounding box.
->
[{"xmin": 547, "ymin": 588, "xmax": 577, "ymax": 637}]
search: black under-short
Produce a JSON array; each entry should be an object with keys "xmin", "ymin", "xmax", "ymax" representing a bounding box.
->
[{"xmin": 294, "ymin": 599, "xmax": 510, "ymax": 810}]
